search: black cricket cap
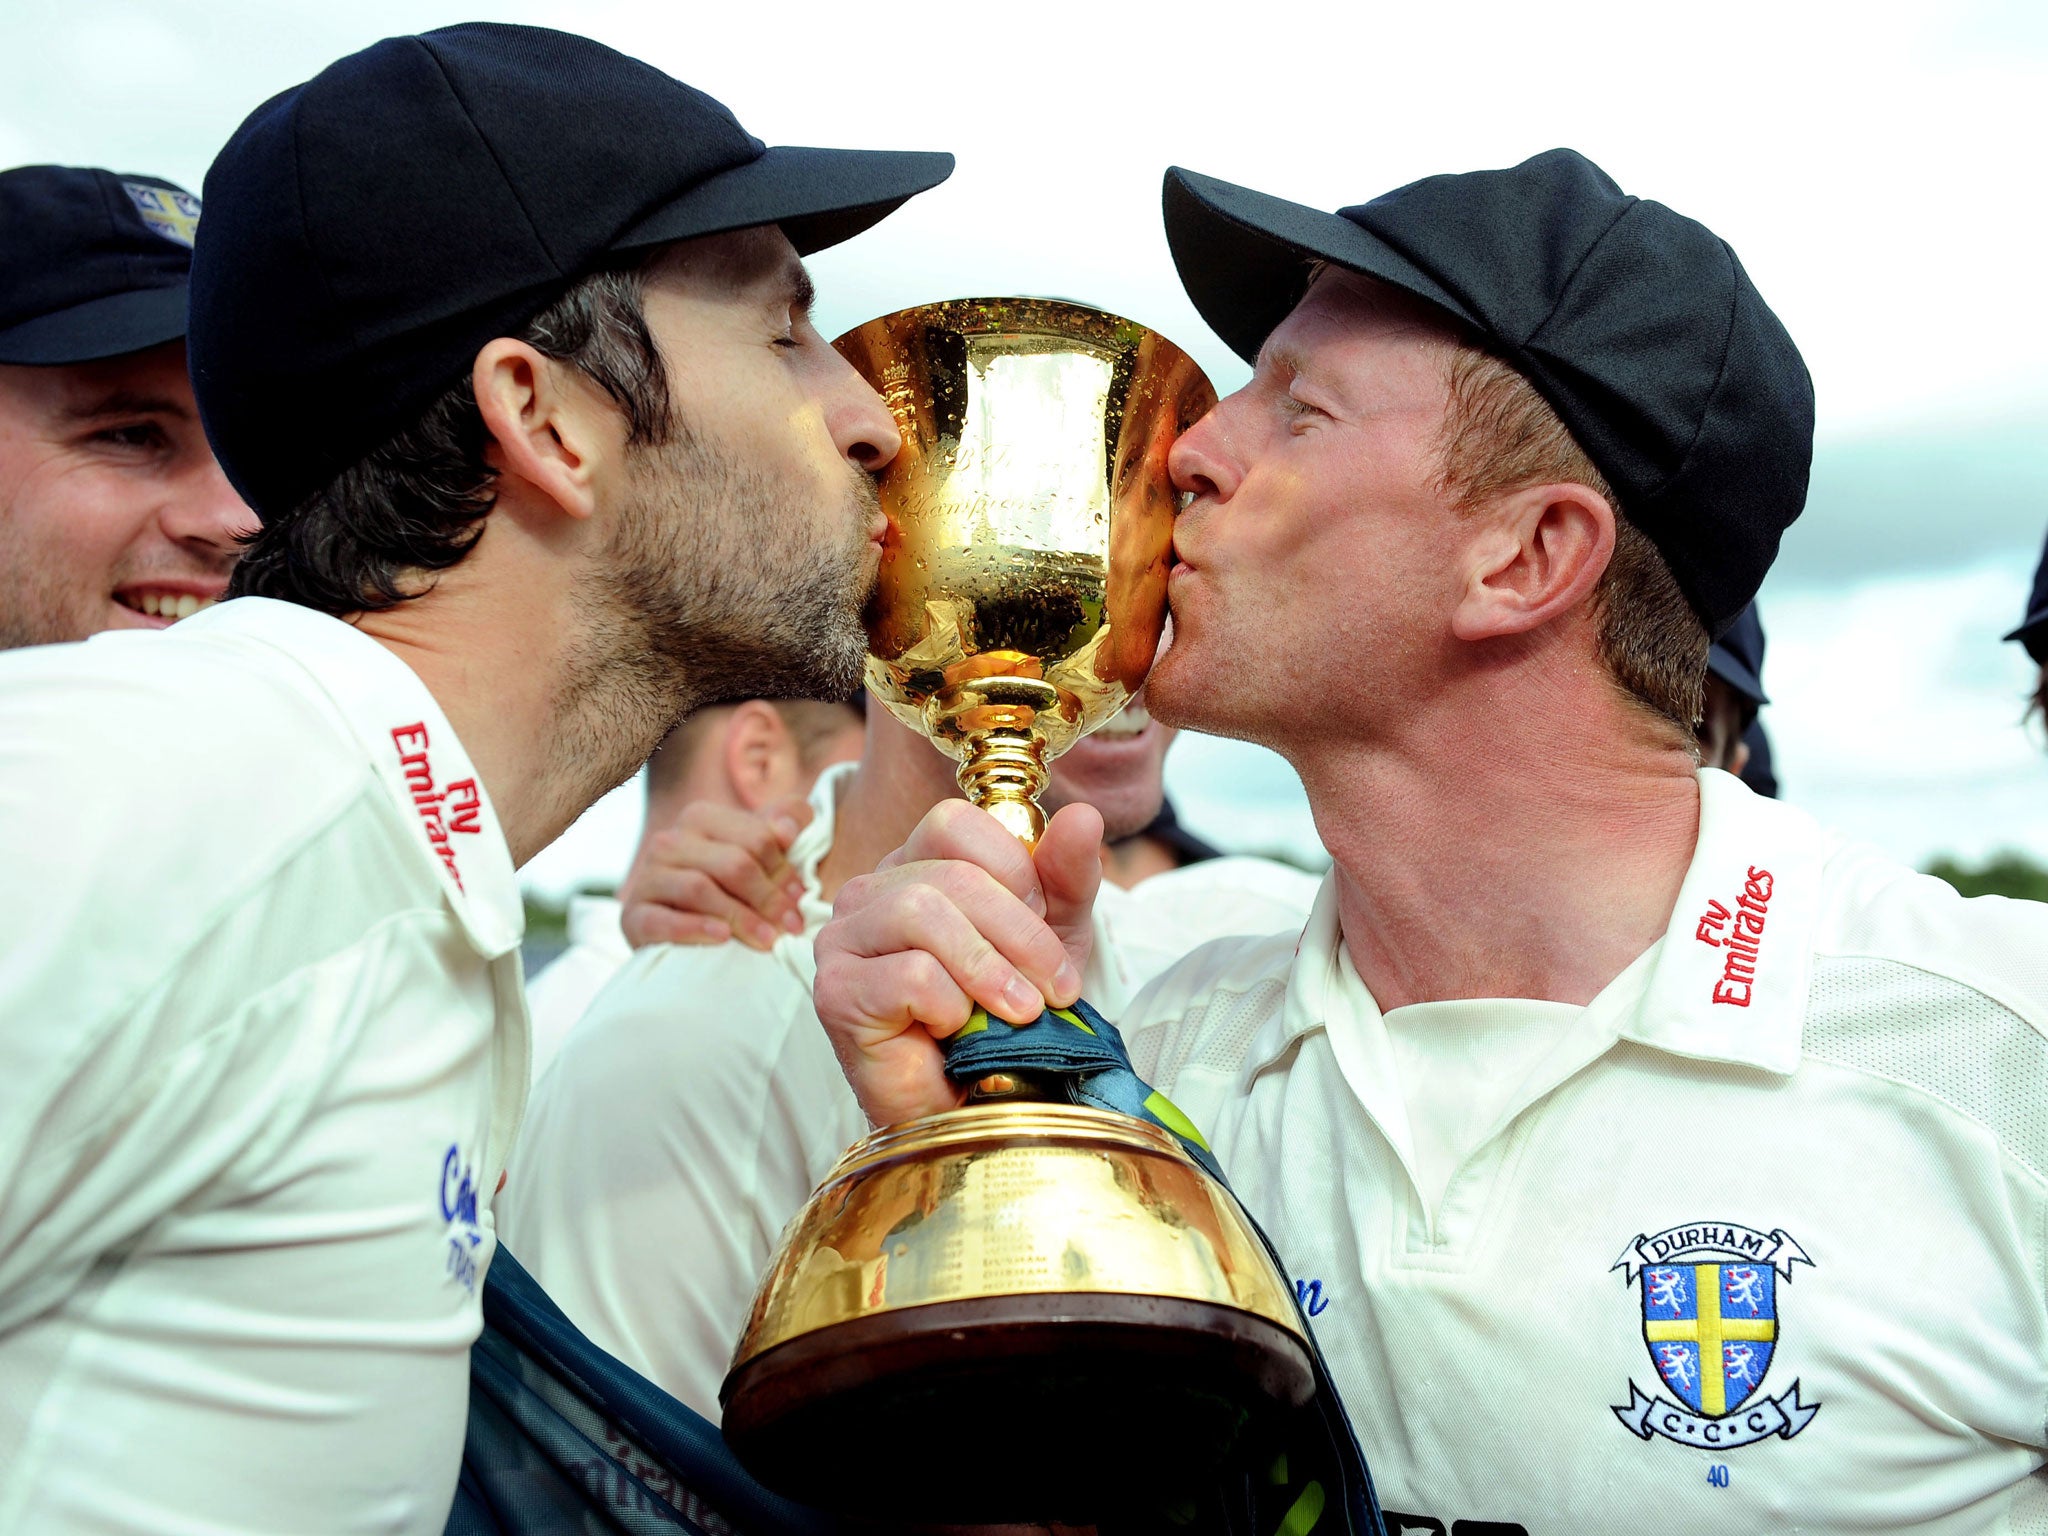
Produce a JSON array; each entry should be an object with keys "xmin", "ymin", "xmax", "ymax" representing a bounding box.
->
[
  {"xmin": 1706, "ymin": 602, "xmax": 1768, "ymax": 712},
  {"xmin": 1162, "ymin": 150, "xmax": 1814, "ymax": 638},
  {"xmin": 2004, "ymin": 526, "xmax": 2048, "ymax": 664},
  {"xmin": 189, "ymin": 23, "xmax": 953, "ymax": 520},
  {"xmin": 0, "ymin": 165, "xmax": 199, "ymax": 365},
  {"xmin": 1738, "ymin": 717, "xmax": 1778, "ymax": 799}
]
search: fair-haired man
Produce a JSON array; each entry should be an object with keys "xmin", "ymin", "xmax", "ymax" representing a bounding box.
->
[
  {"xmin": 525, "ymin": 695, "xmax": 865, "ymax": 1073},
  {"xmin": 0, "ymin": 165, "xmax": 247, "ymax": 648},
  {"xmin": 811, "ymin": 152, "xmax": 2048, "ymax": 1531},
  {"xmin": 497, "ymin": 691, "xmax": 1319, "ymax": 1418},
  {"xmin": 0, "ymin": 24, "xmax": 948, "ymax": 1534}
]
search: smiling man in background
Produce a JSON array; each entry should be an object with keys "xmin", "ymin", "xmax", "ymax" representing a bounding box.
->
[{"xmin": 0, "ymin": 164, "xmax": 247, "ymax": 648}]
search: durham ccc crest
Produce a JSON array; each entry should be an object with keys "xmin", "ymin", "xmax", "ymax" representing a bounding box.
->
[
  {"xmin": 122, "ymin": 182, "xmax": 200, "ymax": 248},
  {"xmin": 1610, "ymin": 1222, "xmax": 1821, "ymax": 1450}
]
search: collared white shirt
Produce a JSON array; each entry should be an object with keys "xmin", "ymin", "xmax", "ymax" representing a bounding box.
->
[
  {"xmin": 0, "ymin": 597, "xmax": 529, "ymax": 1536},
  {"xmin": 498, "ymin": 760, "xmax": 1321, "ymax": 1418},
  {"xmin": 526, "ymin": 894, "xmax": 632, "ymax": 1082},
  {"xmin": 1123, "ymin": 768, "xmax": 2048, "ymax": 1534}
]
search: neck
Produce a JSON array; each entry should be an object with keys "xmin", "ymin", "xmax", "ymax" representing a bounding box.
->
[
  {"xmin": 1101, "ymin": 833, "xmax": 1181, "ymax": 890},
  {"xmin": 816, "ymin": 711, "xmax": 975, "ymax": 901},
  {"xmin": 1301, "ymin": 670, "xmax": 1700, "ymax": 1011},
  {"xmin": 354, "ymin": 539, "xmax": 680, "ymax": 869}
]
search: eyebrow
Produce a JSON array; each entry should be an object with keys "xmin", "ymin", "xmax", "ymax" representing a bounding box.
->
[
  {"xmin": 59, "ymin": 390, "xmax": 189, "ymax": 424},
  {"xmin": 777, "ymin": 257, "xmax": 816, "ymax": 318}
]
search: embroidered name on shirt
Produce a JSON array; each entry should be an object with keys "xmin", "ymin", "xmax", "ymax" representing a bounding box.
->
[
  {"xmin": 391, "ymin": 723, "xmax": 482, "ymax": 890},
  {"xmin": 1693, "ymin": 866, "xmax": 1774, "ymax": 1007}
]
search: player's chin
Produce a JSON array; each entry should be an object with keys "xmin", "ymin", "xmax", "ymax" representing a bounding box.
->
[{"xmin": 1140, "ymin": 643, "xmax": 1206, "ymax": 729}]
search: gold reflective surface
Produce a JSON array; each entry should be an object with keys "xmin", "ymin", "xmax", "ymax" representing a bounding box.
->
[
  {"xmin": 724, "ymin": 303, "xmax": 1304, "ymax": 1480},
  {"xmin": 836, "ymin": 298, "xmax": 1215, "ymax": 843},
  {"xmin": 732, "ymin": 1103, "xmax": 1306, "ymax": 1361}
]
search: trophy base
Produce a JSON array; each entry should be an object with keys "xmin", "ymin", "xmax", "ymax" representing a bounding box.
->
[{"xmin": 720, "ymin": 1290, "xmax": 1315, "ymax": 1525}]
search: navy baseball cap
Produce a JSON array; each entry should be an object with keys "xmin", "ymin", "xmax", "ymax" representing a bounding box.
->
[
  {"xmin": 1706, "ymin": 603, "xmax": 1769, "ymax": 712},
  {"xmin": 2004, "ymin": 527, "xmax": 2048, "ymax": 664},
  {"xmin": 0, "ymin": 165, "xmax": 199, "ymax": 365},
  {"xmin": 189, "ymin": 23, "xmax": 953, "ymax": 519},
  {"xmin": 1161, "ymin": 150, "xmax": 1814, "ymax": 638}
]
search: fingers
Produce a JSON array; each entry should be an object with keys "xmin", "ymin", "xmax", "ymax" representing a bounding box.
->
[
  {"xmin": 618, "ymin": 801, "xmax": 810, "ymax": 952},
  {"xmin": 816, "ymin": 953, "xmax": 968, "ymax": 1127},
  {"xmin": 620, "ymin": 863, "xmax": 772, "ymax": 948},
  {"xmin": 833, "ymin": 864, "xmax": 1078, "ymax": 1022},
  {"xmin": 619, "ymin": 901, "xmax": 732, "ymax": 950},
  {"xmin": 895, "ymin": 800, "xmax": 1047, "ymax": 917}
]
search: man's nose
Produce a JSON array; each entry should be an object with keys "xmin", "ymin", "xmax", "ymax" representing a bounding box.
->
[
  {"xmin": 1167, "ymin": 403, "xmax": 1237, "ymax": 503},
  {"xmin": 825, "ymin": 353, "xmax": 903, "ymax": 473},
  {"xmin": 161, "ymin": 453, "xmax": 255, "ymax": 557}
]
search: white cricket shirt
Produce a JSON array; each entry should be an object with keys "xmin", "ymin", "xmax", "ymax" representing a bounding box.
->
[
  {"xmin": 1123, "ymin": 768, "xmax": 2048, "ymax": 1534},
  {"xmin": 0, "ymin": 597, "xmax": 529, "ymax": 1535},
  {"xmin": 497, "ymin": 761, "xmax": 1320, "ymax": 1418},
  {"xmin": 526, "ymin": 894, "xmax": 632, "ymax": 1081}
]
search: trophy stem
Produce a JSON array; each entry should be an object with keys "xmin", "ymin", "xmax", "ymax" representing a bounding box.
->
[{"xmin": 956, "ymin": 727, "xmax": 1048, "ymax": 846}]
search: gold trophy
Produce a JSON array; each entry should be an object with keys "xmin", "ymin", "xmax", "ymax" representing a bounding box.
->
[{"xmin": 720, "ymin": 300, "xmax": 1313, "ymax": 1525}]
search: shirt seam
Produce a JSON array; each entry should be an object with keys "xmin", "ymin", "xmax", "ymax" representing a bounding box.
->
[{"xmin": 1810, "ymin": 946, "xmax": 2048, "ymax": 1045}]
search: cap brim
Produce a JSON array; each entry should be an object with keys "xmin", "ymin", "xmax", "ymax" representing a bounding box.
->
[
  {"xmin": 0, "ymin": 282, "xmax": 188, "ymax": 365},
  {"xmin": 614, "ymin": 145, "xmax": 954, "ymax": 259},
  {"xmin": 1706, "ymin": 645, "xmax": 1768, "ymax": 708},
  {"xmin": 1163, "ymin": 166, "xmax": 1477, "ymax": 364},
  {"xmin": 2005, "ymin": 614, "xmax": 2048, "ymax": 662}
]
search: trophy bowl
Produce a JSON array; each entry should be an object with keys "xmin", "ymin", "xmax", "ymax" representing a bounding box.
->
[{"xmin": 720, "ymin": 300, "xmax": 1312, "ymax": 1525}]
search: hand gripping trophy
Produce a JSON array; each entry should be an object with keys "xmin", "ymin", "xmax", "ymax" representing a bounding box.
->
[{"xmin": 720, "ymin": 300, "xmax": 1335, "ymax": 1529}]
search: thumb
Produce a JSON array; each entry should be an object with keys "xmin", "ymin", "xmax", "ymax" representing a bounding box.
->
[{"xmin": 1032, "ymin": 802, "xmax": 1102, "ymax": 1004}]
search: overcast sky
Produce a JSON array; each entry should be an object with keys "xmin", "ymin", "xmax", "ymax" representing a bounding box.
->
[{"xmin": 4, "ymin": 0, "xmax": 2042, "ymax": 886}]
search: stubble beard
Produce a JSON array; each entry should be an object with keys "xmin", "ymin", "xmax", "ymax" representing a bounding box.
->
[{"xmin": 551, "ymin": 423, "xmax": 877, "ymax": 809}]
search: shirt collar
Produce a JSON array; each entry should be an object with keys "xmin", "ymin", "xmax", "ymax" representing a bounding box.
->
[
  {"xmin": 1619, "ymin": 767, "xmax": 1823, "ymax": 1075},
  {"xmin": 183, "ymin": 598, "xmax": 524, "ymax": 960},
  {"xmin": 1252, "ymin": 767, "xmax": 1823, "ymax": 1080}
]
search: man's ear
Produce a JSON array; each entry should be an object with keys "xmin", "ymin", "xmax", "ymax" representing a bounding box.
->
[
  {"xmin": 472, "ymin": 338, "xmax": 608, "ymax": 524},
  {"xmin": 1451, "ymin": 481, "xmax": 1616, "ymax": 643},
  {"xmin": 723, "ymin": 701, "xmax": 804, "ymax": 811}
]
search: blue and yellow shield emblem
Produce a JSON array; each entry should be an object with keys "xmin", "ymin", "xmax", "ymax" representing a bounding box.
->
[
  {"xmin": 122, "ymin": 182, "xmax": 200, "ymax": 248},
  {"xmin": 1641, "ymin": 1260, "xmax": 1776, "ymax": 1417},
  {"xmin": 1609, "ymin": 1222, "xmax": 1821, "ymax": 1450}
]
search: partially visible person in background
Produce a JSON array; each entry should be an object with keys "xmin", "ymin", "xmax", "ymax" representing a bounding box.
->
[
  {"xmin": 497, "ymin": 692, "xmax": 1321, "ymax": 1419},
  {"xmin": 2007, "ymin": 525, "xmax": 2048, "ymax": 731},
  {"xmin": 525, "ymin": 695, "xmax": 865, "ymax": 1075},
  {"xmin": 1701, "ymin": 601, "xmax": 1778, "ymax": 797},
  {"xmin": 0, "ymin": 165, "xmax": 247, "ymax": 649}
]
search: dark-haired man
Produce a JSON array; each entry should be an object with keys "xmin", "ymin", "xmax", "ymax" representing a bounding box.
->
[
  {"xmin": 812, "ymin": 153, "xmax": 2048, "ymax": 1530},
  {"xmin": 0, "ymin": 165, "xmax": 247, "ymax": 648},
  {"xmin": 0, "ymin": 24, "xmax": 947, "ymax": 1533}
]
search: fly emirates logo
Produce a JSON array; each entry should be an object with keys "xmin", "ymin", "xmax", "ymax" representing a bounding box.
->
[
  {"xmin": 1693, "ymin": 866, "xmax": 1774, "ymax": 1008},
  {"xmin": 391, "ymin": 722, "xmax": 482, "ymax": 890}
]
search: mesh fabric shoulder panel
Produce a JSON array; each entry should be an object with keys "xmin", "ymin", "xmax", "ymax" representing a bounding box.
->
[{"xmin": 1804, "ymin": 955, "xmax": 2048, "ymax": 1186}]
